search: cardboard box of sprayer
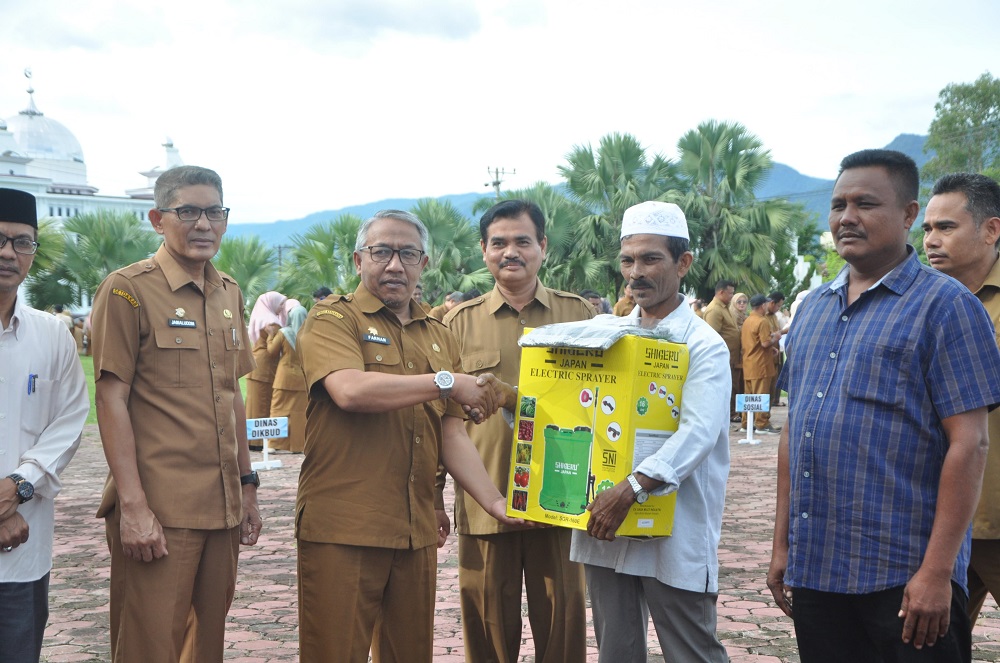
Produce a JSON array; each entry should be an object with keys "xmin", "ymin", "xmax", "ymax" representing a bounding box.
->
[{"xmin": 506, "ymin": 334, "xmax": 689, "ymax": 537}]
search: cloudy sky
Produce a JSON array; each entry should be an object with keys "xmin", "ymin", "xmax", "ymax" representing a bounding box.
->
[{"xmin": 1, "ymin": 0, "xmax": 996, "ymax": 223}]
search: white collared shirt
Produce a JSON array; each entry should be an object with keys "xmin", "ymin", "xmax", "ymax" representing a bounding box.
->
[
  {"xmin": 570, "ymin": 300, "xmax": 732, "ymax": 593},
  {"xmin": 0, "ymin": 296, "xmax": 88, "ymax": 582}
]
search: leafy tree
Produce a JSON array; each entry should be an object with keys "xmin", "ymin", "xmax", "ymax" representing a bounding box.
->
[
  {"xmin": 213, "ymin": 235, "xmax": 277, "ymax": 316},
  {"xmin": 558, "ymin": 133, "xmax": 681, "ymax": 294},
  {"xmin": 923, "ymin": 72, "xmax": 1000, "ymax": 182}
]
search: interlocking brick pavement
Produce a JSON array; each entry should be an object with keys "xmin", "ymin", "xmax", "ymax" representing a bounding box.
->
[{"xmin": 41, "ymin": 408, "xmax": 1000, "ymax": 661}]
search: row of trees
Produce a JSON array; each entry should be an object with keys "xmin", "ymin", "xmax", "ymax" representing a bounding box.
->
[{"xmin": 29, "ymin": 119, "xmax": 824, "ymax": 314}]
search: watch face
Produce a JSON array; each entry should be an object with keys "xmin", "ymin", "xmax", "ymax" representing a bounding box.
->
[
  {"xmin": 436, "ymin": 372, "xmax": 455, "ymax": 388},
  {"xmin": 18, "ymin": 481, "xmax": 33, "ymax": 501},
  {"xmin": 636, "ymin": 491, "xmax": 648, "ymax": 504}
]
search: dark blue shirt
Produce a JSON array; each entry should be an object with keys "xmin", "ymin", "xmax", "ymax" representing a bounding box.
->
[{"xmin": 778, "ymin": 248, "xmax": 1000, "ymax": 594}]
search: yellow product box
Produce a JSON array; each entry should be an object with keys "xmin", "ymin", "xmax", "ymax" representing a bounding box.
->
[{"xmin": 506, "ymin": 334, "xmax": 689, "ymax": 537}]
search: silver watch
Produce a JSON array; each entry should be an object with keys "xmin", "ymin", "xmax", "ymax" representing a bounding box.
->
[
  {"xmin": 433, "ymin": 370, "xmax": 455, "ymax": 399},
  {"xmin": 626, "ymin": 474, "xmax": 649, "ymax": 504}
]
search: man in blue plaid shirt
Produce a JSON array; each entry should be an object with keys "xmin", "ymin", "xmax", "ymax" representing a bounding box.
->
[{"xmin": 767, "ymin": 149, "xmax": 1000, "ymax": 662}]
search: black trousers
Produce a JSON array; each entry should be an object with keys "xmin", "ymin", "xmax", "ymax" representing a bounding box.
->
[
  {"xmin": 792, "ymin": 582, "xmax": 970, "ymax": 663},
  {"xmin": 0, "ymin": 572, "xmax": 50, "ymax": 663}
]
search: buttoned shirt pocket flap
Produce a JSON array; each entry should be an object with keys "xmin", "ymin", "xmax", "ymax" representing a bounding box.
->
[
  {"xmin": 22, "ymin": 378, "xmax": 56, "ymax": 437},
  {"xmin": 153, "ymin": 327, "xmax": 203, "ymax": 388},
  {"xmin": 461, "ymin": 349, "xmax": 501, "ymax": 375},
  {"xmin": 360, "ymin": 341, "xmax": 401, "ymax": 368},
  {"xmin": 155, "ymin": 327, "xmax": 202, "ymax": 351}
]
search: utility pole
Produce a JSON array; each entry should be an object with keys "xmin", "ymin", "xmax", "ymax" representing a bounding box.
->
[
  {"xmin": 485, "ymin": 167, "xmax": 515, "ymax": 199},
  {"xmin": 275, "ymin": 245, "xmax": 293, "ymax": 272}
]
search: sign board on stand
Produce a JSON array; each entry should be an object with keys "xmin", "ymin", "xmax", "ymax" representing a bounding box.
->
[
  {"xmin": 735, "ymin": 394, "xmax": 769, "ymax": 445},
  {"xmin": 247, "ymin": 417, "xmax": 288, "ymax": 470}
]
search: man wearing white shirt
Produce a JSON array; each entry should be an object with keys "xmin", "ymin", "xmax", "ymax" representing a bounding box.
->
[
  {"xmin": 0, "ymin": 188, "xmax": 88, "ymax": 663},
  {"xmin": 570, "ymin": 201, "xmax": 730, "ymax": 662}
]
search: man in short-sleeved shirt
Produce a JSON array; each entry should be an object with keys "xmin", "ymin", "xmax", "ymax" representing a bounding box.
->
[
  {"xmin": 740, "ymin": 294, "xmax": 778, "ymax": 433},
  {"xmin": 91, "ymin": 166, "xmax": 261, "ymax": 662},
  {"xmin": 295, "ymin": 209, "xmax": 524, "ymax": 663},
  {"xmin": 768, "ymin": 150, "xmax": 1000, "ymax": 662},
  {"xmin": 923, "ymin": 173, "xmax": 1000, "ymax": 627},
  {"xmin": 703, "ymin": 279, "xmax": 740, "ymax": 420},
  {"xmin": 444, "ymin": 200, "xmax": 594, "ymax": 663}
]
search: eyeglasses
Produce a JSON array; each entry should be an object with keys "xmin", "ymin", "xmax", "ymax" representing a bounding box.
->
[
  {"xmin": 360, "ymin": 245, "xmax": 425, "ymax": 266},
  {"xmin": 0, "ymin": 232, "xmax": 39, "ymax": 255},
  {"xmin": 157, "ymin": 206, "xmax": 230, "ymax": 223}
]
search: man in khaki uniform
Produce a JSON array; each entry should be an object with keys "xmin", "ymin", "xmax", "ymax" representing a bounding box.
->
[
  {"xmin": 922, "ymin": 172, "xmax": 1000, "ymax": 627},
  {"xmin": 444, "ymin": 199, "xmax": 594, "ymax": 663},
  {"xmin": 740, "ymin": 294, "xmax": 779, "ymax": 434},
  {"xmin": 295, "ymin": 209, "xmax": 524, "ymax": 663},
  {"xmin": 702, "ymin": 279, "xmax": 740, "ymax": 422},
  {"xmin": 765, "ymin": 291, "xmax": 786, "ymax": 404},
  {"xmin": 91, "ymin": 166, "xmax": 262, "ymax": 662}
]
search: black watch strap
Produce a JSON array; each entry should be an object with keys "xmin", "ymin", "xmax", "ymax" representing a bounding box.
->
[{"xmin": 240, "ymin": 471, "xmax": 260, "ymax": 488}]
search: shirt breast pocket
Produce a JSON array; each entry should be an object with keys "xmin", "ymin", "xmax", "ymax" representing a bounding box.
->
[
  {"xmin": 846, "ymin": 341, "xmax": 911, "ymax": 406},
  {"xmin": 361, "ymin": 342, "xmax": 401, "ymax": 373},
  {"xmin": 154, "ymin": 328, "xmax": 203, "ymax": 388},
  {"xmin": 22, "ymin": 378, "xmax": 56, "ymax": 437},
  {"xmin": 461, "ymin": 349, "xmax": 501, "ymax": 377}
]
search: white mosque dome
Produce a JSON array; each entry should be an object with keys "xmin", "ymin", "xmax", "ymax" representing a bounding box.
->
[{"xmin": 4, "ymin": 89, "xmax": 85, "ymax": 163}]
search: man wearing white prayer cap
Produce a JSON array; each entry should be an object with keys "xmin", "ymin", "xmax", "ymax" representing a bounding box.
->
[{"xmin": 570, "ymin": 200, "xmax": 731, "ymax": 662}]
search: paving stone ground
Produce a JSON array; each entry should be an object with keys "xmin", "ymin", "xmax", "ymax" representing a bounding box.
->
[{"xmin": 41, "ymin": 408, "xmax": 1000, "ymax": 661}]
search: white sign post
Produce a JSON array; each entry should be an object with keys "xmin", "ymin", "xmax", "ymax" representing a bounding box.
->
[
  {"xmin": 735, "ymin": 394, "xmax": 769, "ymax": 446},
  {"xmin": 247, "ymin": 417, "xmax": 289, "ymax": 471}
]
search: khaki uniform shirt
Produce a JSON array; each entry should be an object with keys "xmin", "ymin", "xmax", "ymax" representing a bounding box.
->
[
  {"xmin": 248, "ymin": 333, "xmax": 280, "ymax": 382},
  {"xmin": 741, "ymin": 311, "xmax": 776, "ymax": 380},
  {"xmin": 91, "ymin": 244, "xmax": 254, "ymax": 529},
  {"xmin": 443, "ymin": 281, "xmax": 595, "ymax": 535},
  {"xmin": 428, "ymin": 303, "xmax": 448, "ymax": 321},
  {"xmin": 613, "ymin": 297, "xmax": 634, "ymax": 316},
  {"xmin": 974, "ymin": 255, "xmax": 1000, "ymax": 538},
  {"xmin": 295, "ymin": 284, "xmax": 466, "ymax": 550},
  {"xmin": 703, "ymin": 297, "xmax": 740, "ymax": 367},
  {"xmin": 268, "ymin": 333, "xmax": 307, "ymax": 391}
]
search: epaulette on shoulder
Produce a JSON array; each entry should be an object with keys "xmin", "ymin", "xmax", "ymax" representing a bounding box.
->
[{"xmin": 118, "ymin": 258, "xmax": 156, "ymax": 278}]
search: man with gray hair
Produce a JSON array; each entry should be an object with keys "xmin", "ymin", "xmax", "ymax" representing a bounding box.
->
[
  {"xmin": 295, "ymin": 209, "xmax": 525, "ymax": 663},
  {"xmin": 571, "ymin": 201, "xmax": 731, "ymax": 662}
]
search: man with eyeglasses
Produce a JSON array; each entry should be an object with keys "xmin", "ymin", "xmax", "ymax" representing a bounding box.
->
[
  {"xmin": 296, "ymin": 209, "xmax": 524, "ymax": 663},
  {"xmin": 90, "ymin": 166, "xmax": 261, "ymax": 662},
  {"xmin": 0, "ymin": 188, "xmax": 88, "ymax": 663}
]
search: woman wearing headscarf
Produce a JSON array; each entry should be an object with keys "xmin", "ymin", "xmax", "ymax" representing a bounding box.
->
[
  {"xmin": 267, "ymin": 305, "xmax": 308, "ymax": 453},
  {"xmin": 246, "ymin": 292, "xmax": 288, "ymax": 449},
  {"xmin": 729, "ymin": 291, "xmax": 749, "ymax": 328}
]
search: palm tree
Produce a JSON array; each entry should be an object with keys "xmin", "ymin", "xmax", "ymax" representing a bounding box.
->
[
  {"xmin": 670, "ymin": 120, "xmax": 802, "ymax": 298},
  {"xmin": 25, "ymin": 218, "xmax": 74, "ymax": 310},
  {"xmin": 213, "ymin": 236, "xmax": 277, "ymax": 317},
  {"xmin": 410, "ymin": 199, "xmax": 492, "ymax": 302},
  {"xmin": 277, "ymin": 213, "xmax": 363, "ymax": 301},
  {"xmin": 558, "ymin": 133, "xmax": 681, "ymax": 294}
]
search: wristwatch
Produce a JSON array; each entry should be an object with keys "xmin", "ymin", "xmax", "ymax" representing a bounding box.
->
[
  {"xmin": 626, "ymin": 474, "xmax": 649, "ymax": 504},
  {"xmin": 433, "ymin": 370, "xmax": 455, "ymax": 399},
  {"xmin": 240, "ymin": 471, "xmax": 260, "ymax": 488},
  {"xmin": 7, "ymin": 473, "xmax": 34, "ymax": 504}
]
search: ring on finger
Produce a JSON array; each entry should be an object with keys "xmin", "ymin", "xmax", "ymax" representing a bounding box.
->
[{"xmin": 2, "ymin": 545, "xmax": 12, "ymax": 552}]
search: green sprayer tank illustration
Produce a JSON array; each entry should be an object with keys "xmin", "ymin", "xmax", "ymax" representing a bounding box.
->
[{"xmin": 539, "ymin": 425, "xmax": 593, "ymax": 515}]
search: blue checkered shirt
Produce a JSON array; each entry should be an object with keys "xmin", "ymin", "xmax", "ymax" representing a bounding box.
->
[{"xmin": 778, "ymin": 249, "xmax": 1000, "ymax": 594}]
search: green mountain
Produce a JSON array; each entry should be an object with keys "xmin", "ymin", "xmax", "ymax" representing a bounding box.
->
[{"xmin": 227, "ymin": 134, "xmax": 930, "ymax": 244}]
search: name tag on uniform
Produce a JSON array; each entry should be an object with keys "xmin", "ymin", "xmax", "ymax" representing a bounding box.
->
[
  {"xmin": 169, "ymin": 319, "xmax": 197, "ymax": 328},
  {"xmin": 363, "ymin": 333, "xmax": 390, "ymax": 345}
]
